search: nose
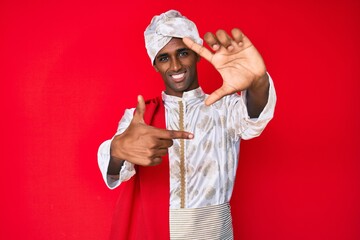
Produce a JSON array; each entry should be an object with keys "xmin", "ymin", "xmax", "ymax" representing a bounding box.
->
[{"xmin": 170, "ymin": 56, "xmax": 181, "ymax": 72}]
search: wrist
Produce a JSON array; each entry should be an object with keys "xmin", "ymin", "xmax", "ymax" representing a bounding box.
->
[
  {"xmin": 107, "ymin": 156, "xmax": 125, "ymax": 175},
  {"xmin": 249, "ymin": 72, "xmax": 268, "ymax": 91},
  {"xmin": 108, "ymin": 135, "xmax": 126, "ymax": 175}
]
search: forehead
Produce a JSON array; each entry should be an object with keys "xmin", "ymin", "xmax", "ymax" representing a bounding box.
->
[{"xmin": 156, "ymin": 38, "xmax": 187, "ymax": 56}]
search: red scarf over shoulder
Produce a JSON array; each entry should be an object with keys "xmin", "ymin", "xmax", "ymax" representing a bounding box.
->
[{"xmin": 109, "ymin": 97, "xmax": 170, "ymax": 240}]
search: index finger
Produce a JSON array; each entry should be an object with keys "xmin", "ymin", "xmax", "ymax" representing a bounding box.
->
[
  {"xmin": 154, "ymin": 128, "xmax": 194, "ymax": 140},
  {"xmin": 183, "ymin": 37, "xmax": 213, "ymax": 63}
]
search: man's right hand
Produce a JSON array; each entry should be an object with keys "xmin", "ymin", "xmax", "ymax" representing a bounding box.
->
[{"xmin": 109, "ymin": 95, "xmax": 193, "ymax": 170}]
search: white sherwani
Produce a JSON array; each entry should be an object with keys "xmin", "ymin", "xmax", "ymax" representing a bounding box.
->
[{"xmin": 98, "ymin": 76, "xmax": 276, "ymax": 210}]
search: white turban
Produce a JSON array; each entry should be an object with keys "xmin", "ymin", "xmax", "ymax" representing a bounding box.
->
[{"xmin": 144, "ymin": 10, "xmax": 203, "ymax": 65}]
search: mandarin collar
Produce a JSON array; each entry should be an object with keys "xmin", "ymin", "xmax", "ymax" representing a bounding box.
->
[{"xmin": 162, "ymin": 87, "xmax": 205, "ymax": 103}]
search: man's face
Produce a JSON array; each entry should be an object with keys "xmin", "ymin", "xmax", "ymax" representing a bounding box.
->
[{"xmin": 153, "ymin": 38, "xmax": 199, "ymax": 97}]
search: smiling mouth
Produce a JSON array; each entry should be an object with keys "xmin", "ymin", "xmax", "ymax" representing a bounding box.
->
[{"xmin": 170, "ymin": 73, "xmax": 185, "ymax": 81}]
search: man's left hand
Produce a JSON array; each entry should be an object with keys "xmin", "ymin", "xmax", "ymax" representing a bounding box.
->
[{"xmin": 183, "ymin": 28, "xmax": 267, "ymax": 106}]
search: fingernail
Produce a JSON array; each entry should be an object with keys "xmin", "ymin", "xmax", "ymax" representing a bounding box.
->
[
  {"xmin": 212, "ymin": 44, "xmax": 219, "ymax": 51},
  {"xmin": 188, "ymin": 134, "xmax": 194, "ymax": 139},
  {"xmin": 227, "ymin": 45, "xmax": 234, "ymax": 51}
]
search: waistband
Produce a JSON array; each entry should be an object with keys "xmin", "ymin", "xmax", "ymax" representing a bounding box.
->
[{"xmin": 169, "ymin": 202, "xmax": 233, "ymax": 240}]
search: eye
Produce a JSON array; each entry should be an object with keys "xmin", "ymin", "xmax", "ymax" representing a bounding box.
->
[
  {"xmin": 158, "ymin": 56, "xmax": 168, "ymax": 62},
  {"xmin": 156, "ymin": 54, "xmax": 169, "ymax": 63},
  {"xmin": 179, "ymin": 50, "xmax": 189, "ymax": 57}
]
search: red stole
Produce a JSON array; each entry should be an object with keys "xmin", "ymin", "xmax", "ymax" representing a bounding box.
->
[{"xmin": 109, "ymin": 96, "xmax": 170, "ymax": 240}]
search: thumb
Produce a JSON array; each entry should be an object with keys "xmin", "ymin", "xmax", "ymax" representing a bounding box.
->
[
  {"xmin": 206, "ymin": 83, "xmax": 246, "ymax": 106},
  {"xmin": 133, "ymin": 95, "xmax": 146, "ymax": 123},
  {"xmin": 205, "ymin": 87, "xmax": 226, "ymax": 106}
]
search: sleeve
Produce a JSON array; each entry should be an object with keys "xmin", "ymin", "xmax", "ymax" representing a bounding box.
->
[
  {"xmin": 97, "ymin": 108, "xmax": 137, "ymax": 189},
  {"xmin": 230, "ymin": 73, "xmax": 277, "ymax": 140}
]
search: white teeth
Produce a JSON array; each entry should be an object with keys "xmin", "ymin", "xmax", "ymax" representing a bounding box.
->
[{"xmin": 172, "ymin": 73, "xmax": 185, "ymax": 79}]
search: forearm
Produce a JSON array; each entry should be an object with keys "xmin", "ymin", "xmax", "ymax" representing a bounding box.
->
[
  {"xmin": 106, "ymin": 143, "xmax": 136, "ymax": 185},
  {"xmin": 246, "ymin": 73, "xmax": 270, "ymax": 118},
  {"xmin": 98, "ymin": 139, "xmax": 133, "ymax": 189}
]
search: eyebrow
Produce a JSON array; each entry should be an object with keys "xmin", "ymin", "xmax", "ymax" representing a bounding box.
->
[
  {"xmin": 156, "ymin": 53, "xmax": 168, "ymax": 59},
  {"xmin": 177, "ymin": 48, "xmax": 189, "ymax": 53}
]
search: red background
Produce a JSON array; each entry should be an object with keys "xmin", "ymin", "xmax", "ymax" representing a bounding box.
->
[{"xmin": 1, "ymin": 0, "xmax": 359, "ymax": 239}]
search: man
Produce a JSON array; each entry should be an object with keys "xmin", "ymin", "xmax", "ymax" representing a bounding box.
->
[{"xmin": 98, "ymin": 9, "xmax": 276, "ymax": 240}]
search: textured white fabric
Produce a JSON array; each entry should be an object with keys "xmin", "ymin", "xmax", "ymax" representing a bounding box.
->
[
  {"xmin": 144, "ymin": 9, "xmax": 203, "ymax": 64},
  {"xmin": 97, "ymin": 75, "xmax": 276, "ymax": 208}
]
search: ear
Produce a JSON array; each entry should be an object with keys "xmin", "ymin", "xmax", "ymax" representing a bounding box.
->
[
  {"xmin": 196, "ymin": 54, "xmax": 201, "ymax": 62},
  {"xmin": 153, "ymin": 65, "xmax": 159, "ymax": 72}
]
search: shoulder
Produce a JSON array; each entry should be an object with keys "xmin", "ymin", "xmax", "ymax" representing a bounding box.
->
[{"xmin": 145, "ymin": 96, "xmax": 162, "ymax": 106}]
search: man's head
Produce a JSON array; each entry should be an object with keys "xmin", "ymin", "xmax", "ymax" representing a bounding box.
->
[
  {"xmin": 144, "ymin": 10, "xmax": 203, "ymax": 97},
  {"xmin": 144, "ymin": 10, "xmax": 203, "ymax": 65}
]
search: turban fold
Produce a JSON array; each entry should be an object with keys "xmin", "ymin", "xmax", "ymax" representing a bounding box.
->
[{"xmin": 144, "ymin": 10, "xmax": 203, "ymax": 65}]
